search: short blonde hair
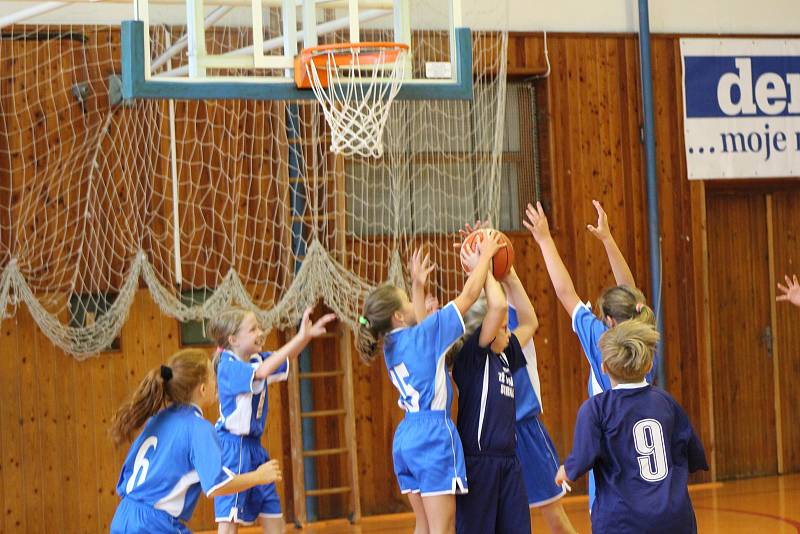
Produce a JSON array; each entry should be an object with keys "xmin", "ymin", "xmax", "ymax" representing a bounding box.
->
[{"xmin": 599, "ymin": 319, "xmax": 659, "ymax": 383}]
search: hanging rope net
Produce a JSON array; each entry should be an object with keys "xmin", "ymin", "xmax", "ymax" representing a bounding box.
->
[{"xmin": 0, "ymin": 8, "xmax": 508, "ymax": 358}]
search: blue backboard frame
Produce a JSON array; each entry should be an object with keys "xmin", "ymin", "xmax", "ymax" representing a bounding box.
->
[{"xmin": 120, "ymin": 20, "xmax": 473, "ymax": 101}]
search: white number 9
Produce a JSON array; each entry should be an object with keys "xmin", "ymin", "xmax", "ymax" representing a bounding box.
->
[
  {"xmin": 126, "ymin": 436, "xmax": 158, "ymax": 494},
  {"xmin": 632, "ymin": 419, "xmax": 668, "ymax": 482}
]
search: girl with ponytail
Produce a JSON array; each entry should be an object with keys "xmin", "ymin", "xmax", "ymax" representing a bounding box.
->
[
  {"xmin": 110, "ymin": 349, "xmax": 281, "ymax": 534},
  {"xmin": 356, "ymin": 239, "xmax": 504, "ymax": 534},
  {"xmin": 524, "ymin": 199, "xmax": 659, "ymax": 511}
]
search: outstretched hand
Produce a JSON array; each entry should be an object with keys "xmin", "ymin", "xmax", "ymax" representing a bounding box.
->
[
  {"xmin": 476, "ymin": 230, "xmax": 505, "ymax": 259},
  {"xmin": 522, "ymin": 201, "xmax": 551, "ymax": 243},
  {"xmin": 299, "ymin": 306, "xmax": 337, "ymax": 340},
  {"xmin": 410, "ymin": 247, "xmax": 436, "ymax": 287},
  {"xmin": 452, "ymin": 219, "xmax": 491, "ymax": 251},
  {"xmin": 587, "ymin": 199, "xmax": 612, "ymax": 242},
  {"xmin": 777, "ymin": 274, "xmax": 800, "ymax": 307}
]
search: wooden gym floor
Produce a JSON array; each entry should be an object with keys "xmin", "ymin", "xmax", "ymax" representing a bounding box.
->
[{"xmin": 199, "ymin": 473, "xmax": 800, "ymax": 533}]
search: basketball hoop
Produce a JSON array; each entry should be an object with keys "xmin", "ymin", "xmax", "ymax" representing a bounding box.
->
[{"xmin": 295, "ymin": 42, "xmax": 410, "ymax": 158}]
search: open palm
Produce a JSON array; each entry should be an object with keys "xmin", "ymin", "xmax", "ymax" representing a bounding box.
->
[{"xmin": 777, "ymin": 274, "xmax": 800, "ymax": 307}]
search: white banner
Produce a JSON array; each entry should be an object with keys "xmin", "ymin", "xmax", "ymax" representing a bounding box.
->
[{"xmin": 681, "ymin": 39, "xmax": 800, "ymax": 179}]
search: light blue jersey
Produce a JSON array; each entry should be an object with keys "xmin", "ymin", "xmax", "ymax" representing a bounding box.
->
[
  {"xmin": 383, "ymin": 301, "xmax": 465, "ymax": 413},
  {"xmin": 215, "ymin": 350, "xmax": 289, "ymax": 437},
  {"xmin": 571, "ymin": 302, "xmax": 657, "ymax": 397},
  {"xmin": 112, "ymin": 404, "xmax": 234, "ymax": 531},
  {"xmin": 508, "ymin": 305, "xmax": 543, "ymax": 420},
  {"xmin": 384, "ymin": 301, "xmax": 469, "ymax": 495},
  {"xmin": 571, "ymin": 301, "xmax": 658, "ymax": 510}
]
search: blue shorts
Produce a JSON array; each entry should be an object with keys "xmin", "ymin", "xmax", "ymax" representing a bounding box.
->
[
  {"xmin": 214, "ymin": 433, "xmax": 282, "ymax": 524},
  {"xmin": 393, "ymin": 410, "xmax": 468, "ymax": 496},
  {"xmin": 456, "ymin": 455, "xmax": 530, "ymax": 534},
  {"xmin": 515, "ymin": 415, "xmax": 566, "ymax": 507},
  {"xmin": 110, "ymin": 497, "xmax": 190, "ymax": 534}
]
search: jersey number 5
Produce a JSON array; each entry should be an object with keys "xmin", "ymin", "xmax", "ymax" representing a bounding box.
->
[
  {"xmin": 126, "ymin": 436, "xmax": 158, "ymax": 493},
  {"xmin": 390, "ymin": 363, "xmax": 420, "ymax": 412},
  {"xmin": 632, "ymin": 419, "xmax": 668, "ymax": 482}
]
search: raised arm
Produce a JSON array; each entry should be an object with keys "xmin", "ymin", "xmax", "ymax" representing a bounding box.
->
[
  {"xmin": 410, "ymin": 248, "xmax": 436, "ymax": 323},
  {"xmin": 500, "ymin": 266, "xmax": 538, "ymax": 348},
  {"xmin": 479, "ymin": 272, "xmax": 507, "ymax": 347},
  {"xmin": 254, "ymin": 307, "xmax": 336, "ymax": 380},
  {"xmin": 453, "ymin": 231, "xmax": 505, "ymax": 317},
  {"xmin": 587, "ymin": 199, "xmax": 635, "ymax": 287},
  {"xmin": 523, "ymin": 201, "xmax": 582, "ymax": 315}
]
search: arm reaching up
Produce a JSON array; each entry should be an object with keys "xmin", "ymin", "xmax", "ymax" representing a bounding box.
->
[
  {"xmin": 254, "ymin": 307, "xmax": 336, "ymax": 380},
  {"xmin": 587, "ymin": 199, "xmax": 635, "ymax": 287},
  {"xmin": 453, "ymin": 231, "xmax": 505, "ymax": 317},
  {"xmin": 479, "ymin": 272, "xmax": 507, "ymax": 347},
  {"xmin": 500, "ymin": 267, "xmax": 538, "ymax": 348},
  {"xmin": 523, "ymin": 201, "xmax": 582, "ymax": 316},
  {"xmin": 409, "ymin": 248, "xmax": 436, "ymax": 323}
]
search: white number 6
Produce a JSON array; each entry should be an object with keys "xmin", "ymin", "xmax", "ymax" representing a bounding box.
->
[
  {"xmin": 632, "ymin": 419, "xmax": 668, "ymax": 482},
  {"xmin": 126, "ymin": 436, "xmax": 158, "ymax": 493}
]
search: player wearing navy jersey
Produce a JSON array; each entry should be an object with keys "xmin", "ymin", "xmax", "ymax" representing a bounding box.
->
[
  {"xmin": 556, "ymin": 320, "xmax": 708, "ymax": 534},
  {"xmin": 451, "ymin": 267, "xmax": 533, "ymax": 534},
  {"xmin": 357, "ymin": 241, "xmax": 504, "ymax": 534},
  {"xmin": 525, "ymin": 199, "xmax": 658, "ymax": 509},
  {"xmin": 208, "ymin": 306, "xmax": 335, "ymax": 534},
  {"xmin": 110, "ymin": 349, "xmax": 281, "ymax": 534}
]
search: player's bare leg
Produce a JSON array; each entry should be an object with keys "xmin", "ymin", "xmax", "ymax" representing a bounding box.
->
[
  {"xmin": 217, "ymin": 522, "xmax": 238, "ymax": 534},
  {"xmin": 259, "ymin": 515, "xmax": 284, "ymax": 534},
  {"xmin": 421, "ymin": 494, "xmax": 455, "ymax": 534},
  {"xmin": 539, "ymin": 501, "xmax": 577, "ymax": 534},
  {"xmin": 408, "ymin": 492, "xmax": 431, "ymax": 534}
]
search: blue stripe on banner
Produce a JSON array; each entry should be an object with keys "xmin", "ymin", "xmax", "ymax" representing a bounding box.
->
[{"xmin": 684, "ymin": 55, "xmax": 800, "ymax": 118}]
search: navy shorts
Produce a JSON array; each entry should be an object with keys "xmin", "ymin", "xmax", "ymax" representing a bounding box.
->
[
  {"xmin": 393, "ymin": 410, "xmax": 468, "ymax": 496},
  {"xmin": 456, "ymin": 455, "xmax": 530, "ymax": 534},
  {"xmin": 214, "ymin": 433, "xmax": 282, "ymax": 524},
  {"xmin": 516, "ymin": 415, "xmax": 567, "ymax": 507}
]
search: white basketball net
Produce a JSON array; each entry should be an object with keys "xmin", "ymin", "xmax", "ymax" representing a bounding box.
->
[
  {"xmin": 304, "ymin": 45, "xmax": 409, "ymax": 158},
  {"xmin": 0, "ymin": 18, "xmax": 509, "ymax": 358}
]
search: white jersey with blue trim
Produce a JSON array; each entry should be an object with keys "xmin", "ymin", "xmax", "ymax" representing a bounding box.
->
[
  {"xmin": 571, "ymin": 302, "xmax": 658, "ymax": 397},
  {"xmin": 215, "ymin": 350, "xmax": 289, "ymax": 437},
  {"xmin": 383, "ymin": 301, "xmax": 465, "ymax": 413},
  {"xmin": 508, "ymin": 304, "xmax": 543, "ymax": 420},
  {"xmin": 115, "ymin": 404, "xmax": 234, "ymax": 522}
]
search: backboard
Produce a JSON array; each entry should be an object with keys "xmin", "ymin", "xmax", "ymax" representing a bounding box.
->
[{"xmin": 122, "ymin": 0, "xmax": 472, "ymax": 100}]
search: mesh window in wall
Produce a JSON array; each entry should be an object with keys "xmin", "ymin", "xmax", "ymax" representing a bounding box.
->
[
  {"xmin": 68, "ymin": 293, "xmax": 122, "ymax": 351},
  {"xmin": 179, "ymin": 289, "xmax": 213, "ymax": 347}
]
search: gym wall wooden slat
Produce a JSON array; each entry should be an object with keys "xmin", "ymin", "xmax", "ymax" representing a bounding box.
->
[{"xmin": 3, "ymin": 29, "xmax": 781, "ymax": 531}]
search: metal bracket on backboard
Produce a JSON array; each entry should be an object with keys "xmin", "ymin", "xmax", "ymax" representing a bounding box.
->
[{"xmin": 120, "ymin": 20, "xmax": 473, "ymax": 101}]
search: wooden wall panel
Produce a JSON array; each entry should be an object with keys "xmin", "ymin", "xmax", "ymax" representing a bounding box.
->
[
  {"xmin": 4, "ymin": 26, "xmax": 785, "ymax": 530},
  {"xmin": 771, "ymin": 190, "xmax": 800, "ymax": 474}
]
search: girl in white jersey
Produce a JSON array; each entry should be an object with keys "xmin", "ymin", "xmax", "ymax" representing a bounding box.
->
[
  {"xmin": 356, "ymin": 240, "xmax": 504, "ymax": 534},
  {"xmin": 110, "ymin": 349, "xmax": 281, "ymax": 534}
]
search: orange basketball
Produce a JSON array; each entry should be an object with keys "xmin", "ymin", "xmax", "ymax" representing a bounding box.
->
[{"xmin": 460, "ymin": 228, "xmax": 515, "ymax": 279}]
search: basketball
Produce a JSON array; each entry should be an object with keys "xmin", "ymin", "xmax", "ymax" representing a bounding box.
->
[{"xmin": 460, "ymin": 229, "xmax": 515, "ymax": 279}]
